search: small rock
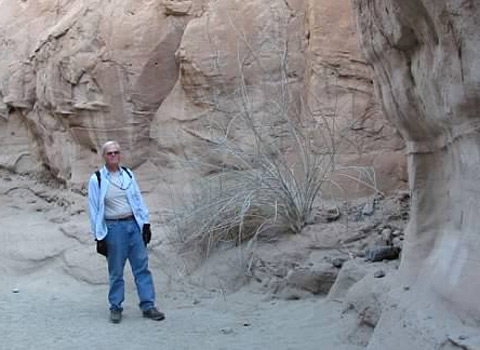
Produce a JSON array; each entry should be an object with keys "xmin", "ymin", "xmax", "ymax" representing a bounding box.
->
[
  {"xmin": 331, "ymin": 257, "xmax": 347, "ymax": 268},
  {"xmin": 373, "ymin": 235, "xmax": 390, "ymax": 246},
  {"xmin": 362, "ymin": 201, "xmax": 375, "ymax": 216},
  {"xmin": 277, "ymin": 286, "xmax": 313, "ymax": 300},
  {"xmin": 374, "ymin": 270, "xmax": 385, "ymax": 278},
  {"xmin": 12, "ymin": 288, "xmax": 19, "ymax": 294},
  {"xmin": 274, "ymin": 266, "xmax": 289, "ymax": 278},
  {"xmin": 359, "ymin": 305, "xmax": 380, "ymax": 327},
  {"xmin": 447, "ymin": 334, "xmax": 479, "ymax": 349},
  {"xmin": 220, "ymin": 327, "xmax": 233, "ymax": 335},
  {"xmin": 381, "ymin": 228, "xmax": 392, "ymax": 244},
  {"xmin": 397, "ymin": 190, "xmax": 410, "ymax": 201},
  {"xmin": 403, "ymin": 285, "xmax": 410, "ymax": 291},
  {"xmin": 355, "ymin": 251, "xmax": 365, "ymax": 258},
  {"xmin": 164, "ymin": 0, "xmax": 193, "ymax": 16},
  {"xmin": 392, "ymin": 237, "xmax": 403, "ymax": 249},
  {"xmin": 327, "ymin": 260, "xmax": 368, "ymax": 301},
  {"xmin": 392, "ymin": 230, "xmax": 402, "ymax": 237},
  {"xmin": 192, "ymin": 298, "xmax": 201, "ymax": 305},
  {"xmin": 365, "ymin": 246, "xmax": 400, "ymax": 262},
  {"xmin": 286, "ymin": 265, "xmax": 338, "ymax": 295},
  {"xmin": 317, "ymin": 206, "xmax": 340, "ymax": 223}
]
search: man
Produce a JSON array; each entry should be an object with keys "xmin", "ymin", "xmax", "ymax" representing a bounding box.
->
[{"xmin": 88, "ymin": 140, "xmax": 165, "ymax": 324}]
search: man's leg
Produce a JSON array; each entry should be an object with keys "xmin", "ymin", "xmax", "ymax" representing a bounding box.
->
[
  {"xmin": 106, "ymin": 221, "xmax": 129, "ymax": 312},
  {"xmin": 127, "ymin": 221, "xmax": 156, "ymax": 311}
]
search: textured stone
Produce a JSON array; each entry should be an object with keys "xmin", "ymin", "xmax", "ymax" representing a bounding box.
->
[
  {"xmin": 365, "ymin": 246, "xmax": 400, "ymax": 262},
  {"xmin": 353, "ymin": 0, "xmax": 480, "ymax": 317},
  {"xmin": 164, "ymin": 0, "xmax": 193, "ymax": 16},
  {"xmin": 0, "ymin": 0, "xmax": 203, "ymax": 182},
  {"xmin": 351, "ymin": 0, "xmax": 480, "ymax": 348},
  {"xmin": 327, "ymin": 259, "xmax": 368, "ymax": 301},
  {"xmin": 0, "ymin": 0, "xmax": 405, "ymax": 195},
  {"xmin": 286, "ymin": 263, "xmax": 338, "ymax": 295}
]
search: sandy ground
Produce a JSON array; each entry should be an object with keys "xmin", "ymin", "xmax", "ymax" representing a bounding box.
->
[
  {"xmin": 0, "ymin": 272, "xmax": 363, "ymax": 350},
  {"xmin": 0, "ymin": 171, "xmax": 367, "ymax": 350}
]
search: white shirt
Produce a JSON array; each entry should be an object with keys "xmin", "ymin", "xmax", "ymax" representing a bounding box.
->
[{"xmin": 104, "ymin": 171, "xmax": 133, "ymax": 219}]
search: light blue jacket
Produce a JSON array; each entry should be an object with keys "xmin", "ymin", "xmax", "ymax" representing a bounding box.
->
[{"xmin": 88, "ymin": 165, "xmax": 149, "ymax": 240}]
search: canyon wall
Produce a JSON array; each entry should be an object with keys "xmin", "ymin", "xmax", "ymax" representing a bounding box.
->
[
  {"xmin": 352, "ymin": 0, "xmax": 480, "ymax": 348},
  {"xmin": 4, "ymin": 0, "xmax": 479, "ymax": 348},
  {"xmin": 0, "ymin": 0, "xmax": 205, "ymax": 183},
  {"xmin": 0, "ymin": 0, "xmax": 405, "ymax": 193}
]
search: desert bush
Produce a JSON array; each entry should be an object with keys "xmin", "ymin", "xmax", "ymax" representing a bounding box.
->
[
  {"xmin": 166, "ymin": 17, "xmax": 380, "ymax": 259},
  {"xmin": 168, "ymin": 76, "xmax": 342, "ymax": 258}
]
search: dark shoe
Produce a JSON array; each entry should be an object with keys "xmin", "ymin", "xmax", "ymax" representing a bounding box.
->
[
  {"xmin": 142, "ymin": 307, "xmax": 165, "ymax": 321},
  {"xmin": 110, "ymin": 309, "xmax": 122, "ymax": 324}
]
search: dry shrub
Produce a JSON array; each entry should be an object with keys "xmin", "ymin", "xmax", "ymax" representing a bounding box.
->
[
  {"xmin": 166, "ymin": 17, "xmax": 379, "ymax": 259},
  {"xmin": 168, "ymin": 89, "xmax": 339, "ymax": 258}
]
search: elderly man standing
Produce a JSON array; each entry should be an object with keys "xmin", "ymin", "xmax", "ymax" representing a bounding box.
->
[{"xmin": 88, "ymin": 140, "xmax": 165, "ymax": 324}]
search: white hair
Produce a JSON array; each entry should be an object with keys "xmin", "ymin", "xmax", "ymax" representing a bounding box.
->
[{"xmin": 101, "ymin": 140, "xmax": 121, "ymax": 155}]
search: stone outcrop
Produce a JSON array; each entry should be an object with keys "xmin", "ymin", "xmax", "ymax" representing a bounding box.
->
[
  {"xmin": 152, "ymin": 0, "xmax": 406, "ymax": 192},
  {"xmin": 0, "ymin": 0, "xmax": 204, "ymax": 182},
  {"xmin": 0, "ymin": 0, "xmax": 405, "ymax": 194},
  {"xmin": 3, "ymin": 1, "xmax": 479, "ymax": 347},
  {"xmin": 352, "ymin": 0, "xmax": 480, "ymax": 348}
]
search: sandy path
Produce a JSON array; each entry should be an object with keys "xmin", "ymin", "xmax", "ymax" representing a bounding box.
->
[
  {"xmin": 0, "ymin": 270, "xmax": 363, "ymax": 350},
  {"xmin": 0, "ymin": 172, "xmax": 365, "ymax": 350}
]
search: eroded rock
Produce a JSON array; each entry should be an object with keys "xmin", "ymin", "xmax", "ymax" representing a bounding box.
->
[
  {"xmin": 352, "ymin": 0, "xmax": 480, "ymax": 348},
  {"xmin": 0, "ymin": 0, "xmax": 405, "ymax": 197}
]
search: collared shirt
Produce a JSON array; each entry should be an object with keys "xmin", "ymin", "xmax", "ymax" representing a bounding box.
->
[{"xmin": 88, "ymin": 165, "xmax": 149, "ymax": 240}]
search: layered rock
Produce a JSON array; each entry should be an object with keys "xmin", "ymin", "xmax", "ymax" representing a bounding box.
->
[
  {"xmin": 0, "ymin": 0, "xmax": 405, "ymax": 194},
  {"xmin": 150, "ymin": 0, "xmax": 406, "ymax": 193},
  {"xmin": 0, "ymin": 0, "xmax": 204, "ymax": 182},
  {"xmin": 352, "ymin": 0, "xmax": 480, "ymax": 348}
]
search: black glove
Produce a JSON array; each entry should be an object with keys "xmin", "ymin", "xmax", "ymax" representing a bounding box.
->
[
  {"xmin": 96, "ymin": 239, "xmax": 108, "ymax": 257},
  {"xmin": 142, "ymin": 224, "xmax": 152, "ymax": 246}
]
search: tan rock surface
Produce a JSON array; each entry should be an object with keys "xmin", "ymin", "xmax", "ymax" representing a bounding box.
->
[
  {"xmin": 0, "ymin": 167, "xmax": 398, "ymax": 350},
  {"xmin": 4, "ymin": 0, "xmax": 455, "ymax": 349},
  {"xmin": 1, "ymin": 0, "xmax": 479, "ymax": 348},
  {"xmin": 0, "ymin": 0, "xmax": 205, "ymax": 182},
  {"xmin": 1, "ymin": 0, "xmax": 405, "ymax": 195},
  {"xmin": 352, "ymin": 0, "xmax": 480, "ymax": 348},
  {"xmin": 152, "ymin": 0, "xmax": 406, "ymax": 194}
]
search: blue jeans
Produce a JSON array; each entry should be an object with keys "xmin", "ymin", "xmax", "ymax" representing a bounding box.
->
[{"xmin": 105, "ymin": 219, "xmax": 155, "ymax": 311}]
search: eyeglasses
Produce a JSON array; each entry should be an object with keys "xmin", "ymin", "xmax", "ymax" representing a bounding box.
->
[{"xmin": 106, "ymin": 151, "xmax": 120, "ymax": 156}]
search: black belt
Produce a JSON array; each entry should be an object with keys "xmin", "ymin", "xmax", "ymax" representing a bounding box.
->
[{"xmin": 106, "ymin": 215, "xmax": 134, "ymax": 221}]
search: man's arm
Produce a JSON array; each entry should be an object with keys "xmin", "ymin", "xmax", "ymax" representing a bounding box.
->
[
  {"xmin": 87, "ymin": 173, "xmax": 100, "ymax": 239},
  {"xmin": 130, "ymin": 172, "xmax": 149, "ymax": 224}
]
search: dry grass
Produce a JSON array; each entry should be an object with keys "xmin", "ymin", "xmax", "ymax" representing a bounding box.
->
[
  {"xmin": 167, "ymin": 91, "xmax": 339, "ymax": 258},
  {"xmin": 165, "ymin": 17, "xmax": 380, "ymax": 259}
]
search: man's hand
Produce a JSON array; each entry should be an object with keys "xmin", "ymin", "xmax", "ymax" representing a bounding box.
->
[
  {"xmin": 142, "ymin": 224, "xmax": 152, "ymax": 246},
  {"xmin": 96, "ymin": 239, "xmax": 108, "ymax": 257}
]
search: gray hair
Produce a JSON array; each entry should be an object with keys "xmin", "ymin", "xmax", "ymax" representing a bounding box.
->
[{"xmin": 101, "ymin": 140, "xmax": 121, "ymax": 155}]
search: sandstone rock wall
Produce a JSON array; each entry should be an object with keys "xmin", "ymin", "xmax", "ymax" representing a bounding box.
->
[
  {"xmin": 352, "ymin": 0, "xmax": 480, "ymax": 348},
  {"xmin": 0, "ymin": 0, "xmax": 205, "ymax": 182},
  {"xmin": 0, "ymin": 0, "xmax": 404, "ymax": 192},
  {"xmin": 152, "ymin": 0, "xmax": 406, "ymax": 193}
]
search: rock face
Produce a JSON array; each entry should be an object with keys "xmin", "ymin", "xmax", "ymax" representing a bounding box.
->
[
  {"xmin": 352, "ymin": 0, "xmax": 480, "ymax": 348},
  {"xmin": 0, "ymin": 0, "xmax": 204, "ymax": 182},
  {"xmin": 0, "ymin": 0, "xmax": 405, "ymax": 194}
]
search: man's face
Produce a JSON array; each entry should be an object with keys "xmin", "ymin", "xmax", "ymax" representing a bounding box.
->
[{"xmin": 103, "ymin": 144, "xmax": 121, "ymax": 169}]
